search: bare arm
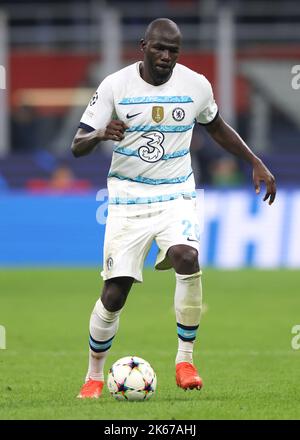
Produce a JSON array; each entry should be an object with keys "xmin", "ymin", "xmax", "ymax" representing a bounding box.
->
[
  {"xmin": 71, "ymin": 120, "xmax": 127, "ymax": 158},
  {"xmin": 204, "ymin": 114, "xmax": 276, "ymax": 205}
]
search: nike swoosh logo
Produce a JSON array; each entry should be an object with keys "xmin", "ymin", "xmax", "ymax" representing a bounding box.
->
[
  {"xmin": 187, "ymin": 237, "xmax": 199, "ymax": 242},
  {"xmin": 126, "ymin": 112, "xmax": 142, "ymax": 119}
]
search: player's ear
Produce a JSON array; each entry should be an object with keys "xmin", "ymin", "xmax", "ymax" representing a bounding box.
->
[{"xmin": 140, "ymin": 39, "xmax": 146, "ymax": 52}]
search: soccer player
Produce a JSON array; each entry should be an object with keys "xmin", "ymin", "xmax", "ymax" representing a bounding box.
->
[{"xmin": 72, "ymin": 18, "xmax": 276, "ymax": 398}]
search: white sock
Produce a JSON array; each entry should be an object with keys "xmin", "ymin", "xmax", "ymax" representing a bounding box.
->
[
  {"xmin": 176, "ymin": 340, "xmax": 194, "ymax": 364},
  {"xmin": 174, "ymin": 271, "xmax": 202, "ymax": 365},
  {"xmin": 86, "ymin": 299, "xmax": 122, "ymax": 382}
]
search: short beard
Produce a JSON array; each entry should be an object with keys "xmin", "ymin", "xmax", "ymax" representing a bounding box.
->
[{"xmin": 150, "ymin": 63, "xmax": 172, "ymax": 85}]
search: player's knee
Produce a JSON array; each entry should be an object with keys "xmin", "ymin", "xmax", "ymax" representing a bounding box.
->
[
  {"xmin": 101, "ymin": 277, "xmax": 134, "ymax": 311},
  {"xmin": 181, "ymin": 248, "xmax": 199, "ymax": 269},
  {"xmin": 101, "ymin": 290, "xmax": 125, "ymax": 312},
  {"xmin": 169, "ymin": 246, "xmax": 199, "ymax": 273}
]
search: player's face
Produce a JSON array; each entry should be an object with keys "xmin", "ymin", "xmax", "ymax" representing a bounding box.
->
[{"xmin": 141, "ymin": 33, "xmax": 181, "ymax": 85}]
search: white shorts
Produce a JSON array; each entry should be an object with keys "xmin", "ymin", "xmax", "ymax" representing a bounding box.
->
[{"xmin": 101, "ymin": 196, "xmax": 200, "ymax": 283}]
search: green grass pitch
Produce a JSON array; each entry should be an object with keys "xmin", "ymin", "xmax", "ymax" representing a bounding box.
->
[{"xmin": 0, "ymin": 268, "xmax": 300, "ymax": 420}]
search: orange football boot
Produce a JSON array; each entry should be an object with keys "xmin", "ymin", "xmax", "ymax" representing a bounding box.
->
[
  {"xmin": 176, "ymin": 362, "xmax": 203, "ymax": 390},
  {"xmin": 77, "ymin": 378, "xmax": 104, "ymax": 399}
]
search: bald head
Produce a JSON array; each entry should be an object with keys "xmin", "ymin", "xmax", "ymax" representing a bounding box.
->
[
  {"xmin": 144, "ymin": 18, "xmax": 182, "ymax": 43},
  {"xmin": 140, "ymin": 18, "xmax": 182, "ymax": 86}
]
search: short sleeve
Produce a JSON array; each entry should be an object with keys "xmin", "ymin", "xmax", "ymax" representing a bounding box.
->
[
  {"xmin": 79, "ymin": 76, "xmax": 114, "ymax": 132},
  {"xmin": 196, "ymin": 76, "xmax": 219, "ymax": 125}
]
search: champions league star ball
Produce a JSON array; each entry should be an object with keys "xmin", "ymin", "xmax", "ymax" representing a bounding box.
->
[{"xmin": 107, "ymin": 356, "xmax": 157, "ymax": 401}]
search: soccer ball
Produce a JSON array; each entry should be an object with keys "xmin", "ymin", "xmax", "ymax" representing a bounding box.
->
[{"xmin": 107, "ymin": 356, "xmax": 157, "ymax": 401}]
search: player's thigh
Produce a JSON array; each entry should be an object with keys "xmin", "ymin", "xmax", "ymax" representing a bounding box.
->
[
  {"xmin": 102, "ymin": 210, "xmax": 154, "ymax": 282},
  {"xmin": 155, "ymin": 198, "xmax": 200, "ymax": 270}
]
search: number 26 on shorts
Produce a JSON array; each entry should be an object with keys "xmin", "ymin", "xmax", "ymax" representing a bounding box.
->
[{"xmin": 181, "ymin": 220, "xmax": 200, "ymax": 241}]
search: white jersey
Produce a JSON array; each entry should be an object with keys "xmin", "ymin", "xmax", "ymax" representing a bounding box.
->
[{"xmin": 80, "ymin": 62, "xmax": 218, "ymax": 205}]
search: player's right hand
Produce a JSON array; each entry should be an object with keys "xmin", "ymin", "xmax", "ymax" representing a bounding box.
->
[{"xmin": 100, "ymin": 120, "xmax": 128, "ymax": 142}]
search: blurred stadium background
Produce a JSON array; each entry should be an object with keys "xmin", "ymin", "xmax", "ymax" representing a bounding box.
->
[{"xmin": 0, "ymin": 0, "xmax": 300, "ymax": 268}]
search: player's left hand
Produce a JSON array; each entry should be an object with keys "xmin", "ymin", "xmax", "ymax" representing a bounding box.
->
[{"xmin": 252, "ymin": 159, "xmax": 276, "ymax": 205}]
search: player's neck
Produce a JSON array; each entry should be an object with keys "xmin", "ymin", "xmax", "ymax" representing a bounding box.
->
[{"xmin": 139, "ymin": 62, "xmax": 171, "ymax": 86}]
